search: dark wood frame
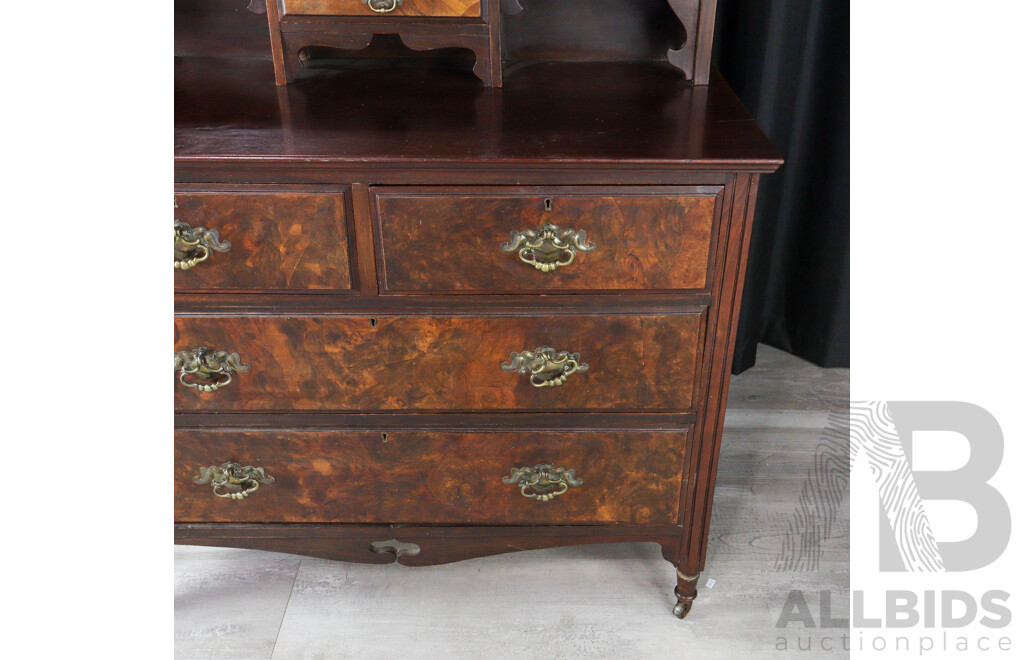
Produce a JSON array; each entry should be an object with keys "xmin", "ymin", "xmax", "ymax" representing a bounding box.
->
[{"xmin": 177, "ymin": 523, "xmax": 684, "ymax": 565}]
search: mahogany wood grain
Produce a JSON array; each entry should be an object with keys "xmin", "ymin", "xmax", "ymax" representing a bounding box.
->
[
  {"xmin": 177, "ymin": 164, "xmax": 732, "ymax": 188},
  {"xmin": 174, "ymin": 411, "xmax": 697, "ymax": 432},
  {"xmin": 265, "ymin": 0, "xmax": 289, "ymax": 86},
  {"xmin": 174, "ymin": 293, "xmax": 712, "ymax": 316},
  {"xmin": 174, "ymin": 191, "xmax": 355, "ymax": 292},
  {"xmin": 484, "ymin": 0, "xmax": 502, "ymax": 85},
  {"xmin": 681, "ymin": 174, "xmax": 761, "ymax": 575},
  {"xmin": 175, "ymin": 428, "xmax": 688, "ymax": 524},
  {"xmin": 283, "ymin": 0, "xmax": 481, "ymax": 17},
  {"xmin": 173, "ymin": 313, "xmax": 705, "ymax": 412},
  {"xmin": 349, "ymin": 183, "xmax": 381, "ymax": 294},
  {"xmin": 374, "ymin": 187, "xmax": 720, "ymax": 293},
  {"xmin": 174, "ymin": 59, "xmax": 783, "ymax": 171},
  {"xmin": 175, "ymin": 523, "xmax": 684, "ymax": 566},
  {"xmin": 393, "ymin": 523, "xmax": 683, "ymax": 566},
  {"xmin": 177, "ymin": 523, "xmax": 398, "ymax": 564},
  {"xmin": 675, "ymin": 173, "xmax": 744, "ymax": 575},
  {"xmin": 692, "ymin": 0, "xmax": 719, "ymax": 85}
]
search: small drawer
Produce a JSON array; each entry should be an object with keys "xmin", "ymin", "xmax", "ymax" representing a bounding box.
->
[
  {"xmin": 175, "ymin": 428, "xmax": 688, "ymax": 524},
  {"xmin": 174, "ymin": 190, "xmax": 355, "ymax": 292},
  {"xmin": 173, "ymin": 313, "xmax": 705, "ymax": 412},
  {"xmin": 374, "ymin": 187, "xmax": 720, "ymax": 293},
  {"xmin": 282, "ymin": 0, "xmax": 482, "ymax": 18}
]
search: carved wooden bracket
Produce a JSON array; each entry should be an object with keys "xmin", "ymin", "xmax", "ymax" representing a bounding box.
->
[
  {"xmin": 665, "ymin": 0, "xmax": 717, "ymax": 84},
  {"xmin": 665, "ymin": 0, "xmax": 699, "ymax": 80},
  {"xmin": 500, "ymin": 0, "xmax": 524, "ymax": 14}
]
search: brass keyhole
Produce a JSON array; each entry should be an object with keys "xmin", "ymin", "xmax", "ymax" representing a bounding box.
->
[
  {"xmin": 370, "ymin": 317, "xmax": 378, "ymax": 328},
  {"xmin": 544, "ymin": 198, "xmax": 554, "ymax": 212}
]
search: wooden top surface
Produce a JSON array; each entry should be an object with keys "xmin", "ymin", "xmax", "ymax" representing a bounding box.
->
[{"xmin": 175, "ymin": 57, "xmax": 782, "ymax": 171}]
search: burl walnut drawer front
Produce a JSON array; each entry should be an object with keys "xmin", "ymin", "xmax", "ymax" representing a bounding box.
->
[
  {"xmin": 282, "ymin": 0, "xmax": 482, "ymax": 18},
  {"xmin": 175, "ymin": 428, "xmax": 687, "ymax": 524},
  {"xmin": 374, "ymin": 187, "xmax": 720, "ymax": 293},
  {"xmin": 173, "ymin": 313, "xmax": 704, "ymax": 412},
  {"xmin": 174, "ymin": 191, "xmax": 354, "ymax": 292}
]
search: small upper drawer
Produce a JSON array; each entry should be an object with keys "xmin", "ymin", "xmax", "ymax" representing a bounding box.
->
[
  {"xmin": 282, "ymin": 0, "xmax": 482, "ymax": 18},
  {"xmin": 374, "ymin": 187, "xmax": 720, "ymax": 293},
  {"xmin": 174, "ymin": 191, "xmax": 355, "ymax": 292}
]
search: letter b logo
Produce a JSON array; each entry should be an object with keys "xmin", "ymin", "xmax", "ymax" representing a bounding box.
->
[{"xmin": 855, "ymin": 401, "xmax": 1011, "ymax": 572}]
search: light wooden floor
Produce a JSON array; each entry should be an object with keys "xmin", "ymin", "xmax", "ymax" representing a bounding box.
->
[{"xmin": 175, "ymin": 345, "xmax": 850, "ymax": 659}]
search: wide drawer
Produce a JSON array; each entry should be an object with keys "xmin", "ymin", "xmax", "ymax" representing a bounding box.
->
[
  {"xmin": 282, "ymin": 0, "xmax": 482, "ymax": 18},
  {"xmin": 173, "ymin": 313, "xmax": 705, "ymax": 412},
  {"xmin": 174, "ymin": 191, "xmax": 354, "ymax": 292},
  {"xmin": 175, "ymin": 428, "xmax": 687, "ymax": 524},
  {"xmin": 374, "ymin": 187, "xmax": 720, "ymax": 293}
]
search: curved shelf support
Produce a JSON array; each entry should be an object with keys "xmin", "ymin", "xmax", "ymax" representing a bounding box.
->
[
  {"xmin": 665, "ymin": 0, "xmax": 717, "ymax": 84},
  {"xmin": 399, "ymin": 33, "xmax": 496, "ymax": 86},
  {"xmin": 500, "ymin": 0, "xmax": 524, "ymax": 14}
]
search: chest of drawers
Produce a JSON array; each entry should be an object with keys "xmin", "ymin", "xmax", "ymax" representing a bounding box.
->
[{"xmin": 174, "ymin": 57, "xmax": 781, "ymax": 619}]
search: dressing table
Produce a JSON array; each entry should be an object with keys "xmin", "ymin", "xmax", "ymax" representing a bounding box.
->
[{"xmin": 174, "ymin": 0, "xmax": 781, "ymax": 618}]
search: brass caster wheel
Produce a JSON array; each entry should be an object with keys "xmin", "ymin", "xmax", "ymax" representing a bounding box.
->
[
  {"xmin": 672, "ymin": 599, "xmax": 693, "ymax": 619},
  {"xmin": 673, "ymin": 570, "xmax": 699, "ymax": 619}
]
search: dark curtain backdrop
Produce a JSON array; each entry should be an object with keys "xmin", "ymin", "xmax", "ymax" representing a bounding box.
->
[{"xmin": 713, "ymin": 0, "xmax": 850, "ymax": 373}]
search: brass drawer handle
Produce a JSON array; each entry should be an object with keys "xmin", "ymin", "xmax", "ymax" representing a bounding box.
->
[
  {"xmin": 174, "ymin": 347, "xmax": 250, "ymax": 392},
  {"xmin": 193, "ymin": 462, "xmax": 275, "ymax": 500},
  {"xmin": 503, "ymin": 464, "xmax": 583, "ymax": 502},
  {"xmin": 501, "ymin": 223, "xmax": 595, "ymax": 273},
  {"xmin": 363, "ymin": 0, "xmax": 402, "ymax": 12},
  {"xmin": 174, "ymin": 220, "xmax": 230, "ymax": 270},
  {"xmin": 501, "ymin": 346, "xmax": 589, "ymax": 388}
]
